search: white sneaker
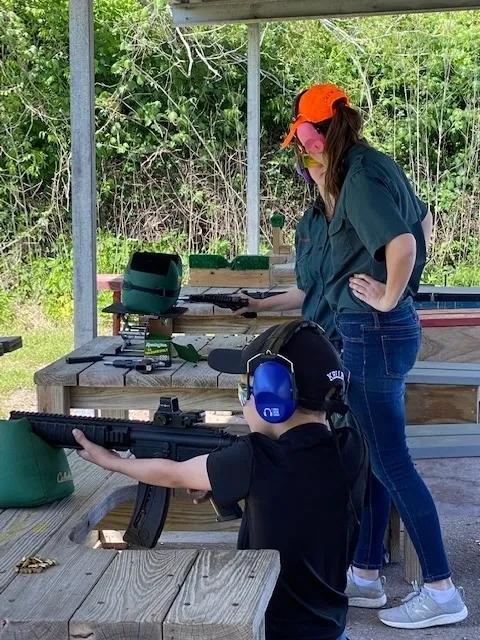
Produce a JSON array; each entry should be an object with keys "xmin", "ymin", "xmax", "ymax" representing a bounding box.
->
[
  {"xmin": 379, "ymin": 582, "xmax": 468, "ymax": 629},
  {"xmin": 345, "ymin": 567, "xmax": 387, "ymax": 608}
]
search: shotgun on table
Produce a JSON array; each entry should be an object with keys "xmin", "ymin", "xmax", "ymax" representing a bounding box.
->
[{"xmin": 10, "ymin": 397, "xmax": 242, "ymax": 548}]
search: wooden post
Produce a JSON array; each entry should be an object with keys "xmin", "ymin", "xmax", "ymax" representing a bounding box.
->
[
  {"xmin": 37, "ymin": 385, "xmax": 71, "ymax": 414},
  {"xmin": 247, "ymin": 23, "xmax": 261, "ymax": 255},
  {"xmin": 405, "ymin": 531, "xmax": 423, "ymax": 584},
  {"xmin": 272, "ymin": 227, "xmax": 282, "ymax": 255},
  {"xmin": 69, "ymin": 0, "xmax": 97, "ymax": 347}
]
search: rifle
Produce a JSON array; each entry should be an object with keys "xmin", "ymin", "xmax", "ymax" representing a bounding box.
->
[
  {"xmin": 186, "ymin": 291, "xmax": 288, "ymax": 318},
  {"xmin": 10, "ymin": 397, "xmax": 242, "ymax": 548}
]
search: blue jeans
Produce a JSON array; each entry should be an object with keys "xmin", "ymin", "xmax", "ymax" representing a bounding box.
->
[
  {"xmin": 336, "ymin": 303, "xmax": 451, "ymax": 583},
  {"xmin": 337, "ymin": 633, "xmax": 348, "ymax": 640}
]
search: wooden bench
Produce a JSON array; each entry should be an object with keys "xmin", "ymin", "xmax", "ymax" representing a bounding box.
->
[
  {"xmin": 406, "ymin": 361, "xmax": 480, "ymax": 424},
  {"xmin": 386, "ymin": 423, "xmax": 480, "ymax": 583},
  {"xmin": 34, "ymin": 334, "xmax": 480, "ymax": 426},
  {"xmin": 0, "ymin": 450, "xmax": 280, "ymax": 639},
  {"xmin": 96, "ymin": 276, "xmax": 480, "ymax": 365}
]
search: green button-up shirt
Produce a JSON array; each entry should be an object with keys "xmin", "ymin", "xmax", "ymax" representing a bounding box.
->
[
  {"xmin": 325, "ymin": 143, "xmax": 428, "ymax": 314},
  {"xmin": 295, "ymin": 199, "xmax": 337, "ymax": 340}
]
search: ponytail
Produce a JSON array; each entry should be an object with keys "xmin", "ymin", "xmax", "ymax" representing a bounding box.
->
[{"xmin": 319, "ymin": 101, "xmax": 363, "ymax": 208}]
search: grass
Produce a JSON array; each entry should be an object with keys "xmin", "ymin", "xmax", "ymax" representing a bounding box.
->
[
  {"xmin": 0, "ymin": 302, "xmax": 114, "ymax": 418},
  {"xmin": 0, "ymin": 317, "xmax": 74, "ymax": 418}
]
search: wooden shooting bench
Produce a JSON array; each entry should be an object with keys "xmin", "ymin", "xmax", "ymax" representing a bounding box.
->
[
  {"xmin": 0, "ymin": 450, "xmax": 280, "ymax": 639},
  {"xmin": 96, "ymin": 276, "xmax": 480, "ymax": 362},
  {"xmin": 34, "ymin": 335, "xmax": 480, "ymax": 424}
]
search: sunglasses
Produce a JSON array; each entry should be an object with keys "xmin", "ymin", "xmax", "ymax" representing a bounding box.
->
[
  {"xmin": 301, "ymin": 154, "xmax": 323, "ymax": 169},
  {"xmin": 237, "ymin": 381, "xmax": 250, "ymax": 407}
]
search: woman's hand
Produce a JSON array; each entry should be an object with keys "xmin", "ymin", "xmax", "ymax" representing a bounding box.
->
[
  {"xmin": 232, "ymin": 295, "xmax": 263, "ymax": 316},
  {"xmin": 73, "ymin": 429, "xmax": 121, "ymax": 471},
  {"xmin": 349, "ymin": 274, "xmax": 397, "ymax": 312}
]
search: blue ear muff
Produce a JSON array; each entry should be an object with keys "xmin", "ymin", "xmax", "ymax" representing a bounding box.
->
[{"xmin": 251, "ymin": 360, "xmax": 297, "ymax": 424}]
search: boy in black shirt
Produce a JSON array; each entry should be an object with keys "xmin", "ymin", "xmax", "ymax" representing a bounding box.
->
[{"xmin": 73, "ymin": 321, "xmax": 369, "ymax": 640}]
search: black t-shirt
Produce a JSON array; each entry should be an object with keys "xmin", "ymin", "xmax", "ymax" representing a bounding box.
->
[{"xmin": 207, "ymin": 421, "xmax": 369, "ymax": 640}]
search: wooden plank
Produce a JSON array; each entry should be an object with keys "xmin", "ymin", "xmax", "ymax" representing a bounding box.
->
[
  {"xmin": 414, "ymin": 361, "xmax": 480, "ymax": 371},
  {"xmin": 180, "ymin": 286, "xmax": 210, "ymax": 296},
  {"xmin": 270, "ymin": 263, "xmax": 295, "ymax": 285},
  {"xmin": 79, "ymin": 360, "xmax": 130, "ymax": 387},
  {"xmin": 0, "ymin": 455, "xmax": 118, "ymax": 595},
  {"xmin": 164, "ymin": 549, "xmax": 280, "ymax": 640},
  {"xmin": 125, "ymin": 335, "xmax": 212, "ymax": 388},
  {"xmin": 408, "ymin": 434, "xmax": 480, "ymax": 458},
  {"xmin": 171, "ymin": 336, "xmax": 253, "ymax": 389},
  {"xmin": 404, "ymin": 532, "xmax": 423, "ymax": 584},
  {"xmin": 34, "ymin": 336, "xmax": 118, "ymax": 386},
  {"xmin": 174, "ymin": 314, "xmax": 288, "ymax": 335},
  {"xmin": 406, "ymin": 423, "xmax": 480, "ymax": 436},
  {"xmin": 0, "ymin": 472, "xmax": 135, "ymax": 639},
  {"xmin": 97, "ymin": 490, "xmax": 242, "ymax": 533},
  {"xmin": 70, "ymin": 549, "xmax": 198, "ymax": 640},
  {"xmin": 218, "ymin": 372, "xmax": 241, "ymax": 390},
  {"xmin": 101, "ymin": 409, "xmax": 129, "ymax": 419},
  {"xmin": 388, "ymin": 504, "xmax": 402, "ymax": 564},
  {"xmin": 408, "ymin": 368, "xmax": 480, "ymax": 385},
  {"xmin": 189, "ymin": 269, "xmax": 270, "ymax": 288},
  {"xmin": 99, "ymin": 530, "xmax": 128, "ymax": 549},
  {"xmin": 182, "ymin": 302, "xmax": 216, "ymax": 316},
  {"xmin": 36, "ymin": 385, "xmax": 71, "ymax": 414},
  {"xmin": 0, "ymin": 336, "xmax": 22, "ymax": 353},
  {"xmin": 72, "ymin": 386, "xmax": 239, "ymax": 412},
  {"xmin": 96, "ymin": 273, "xmax": 123, "ymax": 291},
  {"xmin": 419, "ymin": 326, "xmax": 480, "ymax": 362},
  {"xmin": 158, "ymin": 531, "xmax": 238, "ymax": 549},
  {"xmin": 405, "ymin": 385, "xmax": 479, "ymax": 424},
  {"xmin": 419, "ymin": 312, "xmax": 480, "ymax": 328}
]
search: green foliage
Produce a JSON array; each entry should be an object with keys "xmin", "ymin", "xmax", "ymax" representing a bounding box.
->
[{"xmin": 1, "ymin": 2, "xmax": 479, "ymax": 316}]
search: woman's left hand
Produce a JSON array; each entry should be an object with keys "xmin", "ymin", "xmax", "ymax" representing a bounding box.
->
[{"xmin": 349, "ymin": 274, "xmax": 396, "ymax": 312}]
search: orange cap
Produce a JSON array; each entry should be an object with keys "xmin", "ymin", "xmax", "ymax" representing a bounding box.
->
[{"xmin": 281, "ymin": 83, "xmax": 350, "ymax": 149}]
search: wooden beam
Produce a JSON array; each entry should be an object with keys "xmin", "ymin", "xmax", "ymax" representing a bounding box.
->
[
  {"xmin": 247, "ymin": 23, "xmax": 261, "ymax": 255},
  {"xmin": 171, "ymin": 0, "xmax": 480, "ymax": 26},
  {"xmin": 70, "ymin": 0, "xmax": 97, "ymax": 347}
]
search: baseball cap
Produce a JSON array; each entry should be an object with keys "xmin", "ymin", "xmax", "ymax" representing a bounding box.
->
[
  {"xmin": 282, "ymin": 83, "xmax": 350, "ymax": 149},
  {"xmin": 208, "ymin": 323, "xmax": 346, "ymax": 411}
]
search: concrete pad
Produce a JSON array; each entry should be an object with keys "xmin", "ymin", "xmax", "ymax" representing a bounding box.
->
[{"xmin": 346, "ymin": 515, "xmax": 480, "ymax": 639}]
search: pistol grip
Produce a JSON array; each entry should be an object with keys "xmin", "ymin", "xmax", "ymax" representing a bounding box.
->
[{"xmin": 123, "ymin": 483, "xmax": 170, "ymax": 548}]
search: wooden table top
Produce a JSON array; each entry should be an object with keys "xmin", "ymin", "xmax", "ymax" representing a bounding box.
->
[
  {"xmin": 0, "ymin": 451, "xmax": 279, "ymax": 638},
  {"xmin": 34, "ymin": 335, "xmax": 257, "ymax": 390}
]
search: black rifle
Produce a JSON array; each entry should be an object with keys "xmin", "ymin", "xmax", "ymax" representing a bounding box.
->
[
  {"xmin": 186, "ymin": 291, "xmax": 287, "ymax": 318},
  {"xmin": 10, "ymin": 397, "xmax": 242, "ymax": 548}
]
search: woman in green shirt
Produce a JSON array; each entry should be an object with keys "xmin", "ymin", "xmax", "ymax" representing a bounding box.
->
[{"xmin": 277, "ymin": 83, "xmax": 467, "ymax": 632}]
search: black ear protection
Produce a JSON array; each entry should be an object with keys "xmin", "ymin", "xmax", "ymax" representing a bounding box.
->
[{"xmin": 246, "ymin": 320, "xmax": 327, "ymax": 423}]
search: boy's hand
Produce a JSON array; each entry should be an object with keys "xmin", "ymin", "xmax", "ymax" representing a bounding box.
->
[
  {"xmin": 187, "ymin": 488, "xmax": 211, "ymax": 505},
  {"xmin": 73, "ymin": 429, "xmax": 121, "ymax": 471}
]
